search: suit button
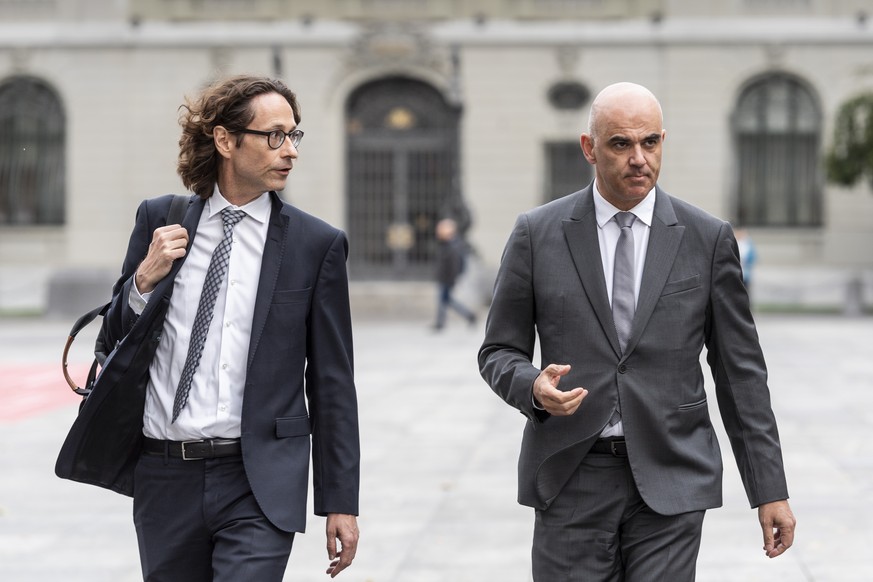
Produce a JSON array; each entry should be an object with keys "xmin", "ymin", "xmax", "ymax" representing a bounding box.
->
[{"xmin": 618, "ymin": 364, "xmax": 628, "ymax": 374}]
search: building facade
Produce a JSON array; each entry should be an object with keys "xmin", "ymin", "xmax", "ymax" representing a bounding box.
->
[{"xmin": 2, "ymin": 0, "xmax": 872, "ymax": 314}]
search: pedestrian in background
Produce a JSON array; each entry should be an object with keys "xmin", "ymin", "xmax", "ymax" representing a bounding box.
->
[
  {"xmin": 432, "ymin": 217, "xmax": 476, "ymax": 331},
  {"xmin": 56, "ymin": 75, "xmax": 360, "ymax": 581},
  {"xmin": 735, "ymin": 227, "xmax": 758, "ymax": 291},
  {"xmin": 478, "ymin": 82, "xmax": 794, "ymax": 581}
]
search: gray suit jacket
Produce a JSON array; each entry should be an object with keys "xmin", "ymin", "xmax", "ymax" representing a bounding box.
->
[{"xmin": 478, "ymin": 184, "xmax": 788, "ymax": 514}]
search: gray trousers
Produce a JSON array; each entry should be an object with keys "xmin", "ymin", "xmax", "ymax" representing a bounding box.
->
[
  {"xmin": 532, "ymin": 451, "xmax": 705, "ymax": 582},
  {"xmin": 133, "ymin": 452, "xmax": 294, "ymax": 582}
]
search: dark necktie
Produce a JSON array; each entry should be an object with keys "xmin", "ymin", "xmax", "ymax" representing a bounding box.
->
[
  {"xmin": 172, "ymin": 207, "xmax": 247, "ymax": 422},
  {"xmin": 609, "ymin": 211, "xmax": 636, "ymax": 425}
]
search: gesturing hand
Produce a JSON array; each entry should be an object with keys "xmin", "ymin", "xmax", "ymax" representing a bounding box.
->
[{"xmin": 533, "ymin": 364, "xmax": 588, "ymax": 416}]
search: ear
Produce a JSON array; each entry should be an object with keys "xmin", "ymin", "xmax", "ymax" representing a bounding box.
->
[
  {"xmin": 213, "ymin": 126, "xmax": 233, "ymax": 160},
  {"xmin": 580, "ymin": 134, "xmax": 596, "ymax": 165}
]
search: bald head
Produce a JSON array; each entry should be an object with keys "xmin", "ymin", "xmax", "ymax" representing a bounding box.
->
[
  {"xmin": 587, "ymin": 82, "xmax": 663, "ymax": 138},
  {"xmin": 580, "ymin": 82, "xmax": 666, "ymax": 210}
]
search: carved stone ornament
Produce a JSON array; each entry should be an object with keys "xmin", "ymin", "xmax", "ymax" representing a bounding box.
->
[{"xmin": 547, "ymin": 80, "xmax": 591, "ymax": 111}]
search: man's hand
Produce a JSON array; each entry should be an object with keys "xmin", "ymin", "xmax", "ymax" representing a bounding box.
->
[
  {"xmin": 533, "ymin": 364, "xmax": 588, "ymax": 416},
  {"xmin": 758, "ymin": 500, "xmax": 796, "ymax": 558},
  {"xmin": 135, "ymin": 224, "xmax": 189, "ymax": 294},
  {"xmin": 325, "ymin": 513, "xmax": 358, "ymax": 578}
]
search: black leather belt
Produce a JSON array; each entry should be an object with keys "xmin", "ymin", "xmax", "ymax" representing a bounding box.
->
[
  {"xmin": 142, "ymin": 437, "xmax": 241, "ymax": 460},
  {"xmin": 590, "ymin": 438, "xmax": 628, "ymax": 457}
]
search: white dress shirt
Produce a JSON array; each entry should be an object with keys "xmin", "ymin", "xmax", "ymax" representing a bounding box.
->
[
  {"xmin": 593, "ymin": 183, "xmax": 655, "ymax": 438},
  {"xmin": 131, "ymin": 187, "xmax": 271, "ymax": 440}
]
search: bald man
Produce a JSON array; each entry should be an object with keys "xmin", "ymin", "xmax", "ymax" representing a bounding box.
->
[{"xmin": 479, "ymin": 83, "xmax": 794, "ymax": 580}]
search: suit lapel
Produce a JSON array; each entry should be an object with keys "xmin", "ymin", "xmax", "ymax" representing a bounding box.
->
[
  {"xmin": 247, "ymin": 192, "xmax": 290, "ymax": 370},
  {"xmin": 562, "ymin": 188, "xmax": 622, "ymax": 356},
  {"xmin": 624, "ymin": 188, "xmax": 684, "ymax": 355}
]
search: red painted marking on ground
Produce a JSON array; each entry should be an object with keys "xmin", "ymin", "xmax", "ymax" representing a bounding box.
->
[{"xmin": 0, "ymin": 362, "xmax": 90, "ymax": 422}]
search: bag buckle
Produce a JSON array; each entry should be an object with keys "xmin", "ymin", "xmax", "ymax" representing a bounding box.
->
[{"xmin": 181, "ymin": 440, "xmax": 206, "ymax": 461}]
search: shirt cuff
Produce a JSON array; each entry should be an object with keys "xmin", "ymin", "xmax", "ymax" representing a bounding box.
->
[{"xmin": 129, "ymin": 273, "xmax": 150, "ymax": 316}]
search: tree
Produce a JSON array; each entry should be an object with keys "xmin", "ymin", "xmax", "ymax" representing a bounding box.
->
[{"xmin": 826, "ymin": 92, "xmax": 873, "ymax": 190}]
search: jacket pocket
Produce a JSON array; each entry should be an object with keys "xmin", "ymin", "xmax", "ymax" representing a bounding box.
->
[
  {"xmin": 677, "ymin": 398, "xmax": 708, "ymax": 411},
  {"xmin": 273, "ymin": 288, "xmax": 312, "ymax": 305},
  {"xmin": 275, "ymin": 415, "xmax": 311, "ymax": 438},
  {"xmin": 661, "ymin": 274, "xmax": 700, "ymax": 297}
]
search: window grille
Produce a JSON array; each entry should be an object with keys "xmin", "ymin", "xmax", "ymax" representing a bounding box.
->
[
  {"xmin": 732, "ymin": 74, "xmax": 822, "ymax": 227},
  {"xmin": 544, "ymin": 141, "xmax": 593, "ymax": 203},
  {"xmin": 0, "ymin": 76, "xmax": 65, "ymax": 225}
]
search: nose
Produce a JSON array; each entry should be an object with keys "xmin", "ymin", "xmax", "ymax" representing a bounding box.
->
[
  {"xmin": 281, "ymin": 138, "xmax": 298, "ymax": 158},
  {"xmin": 629, "ymin": 144, "xmax": 646, "ymax": 167}
]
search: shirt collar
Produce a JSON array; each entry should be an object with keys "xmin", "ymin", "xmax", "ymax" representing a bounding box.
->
[
  {"xmin": 593, "ymin": 181, "xmax": 656, "ymax": 229},
  {"xmin": 207, "ymin": 184, "xmax": 271, "ymax": 224}
]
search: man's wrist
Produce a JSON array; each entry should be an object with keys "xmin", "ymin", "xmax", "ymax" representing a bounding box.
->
[
  {"xmin": 129, "ymin": 271, "xmax": 151, "ymax": 315},
  {"xmin": 135, "ymin": 271, "xmax": 153, "ymax": 294}
]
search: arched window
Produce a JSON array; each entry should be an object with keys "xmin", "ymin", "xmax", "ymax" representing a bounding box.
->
[
  {"xmin": 732, "ymin": 74, "xmax": 822, "ymax": 227},
  {"xmin": 0, "ymin": 76, "xmax": 65, "ymax": 225}
]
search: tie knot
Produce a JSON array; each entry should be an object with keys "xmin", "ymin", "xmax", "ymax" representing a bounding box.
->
[
  {"xmin": 221, "ymin": 207, "xmax": 246, "ymax": 227},
  {"xmin": 615, "ymin": 212, "xmax": 636, "ymax": 229}
]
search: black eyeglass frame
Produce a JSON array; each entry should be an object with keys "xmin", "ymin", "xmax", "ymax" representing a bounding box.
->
[{"xmin": 234, "ymin": 128, "xmax": 304, "ymax": 149}]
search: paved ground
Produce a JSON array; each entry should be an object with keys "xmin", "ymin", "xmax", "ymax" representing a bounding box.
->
[{"xmin": 1, "ymin": 312, "xmax": 871, "ymax": 581}]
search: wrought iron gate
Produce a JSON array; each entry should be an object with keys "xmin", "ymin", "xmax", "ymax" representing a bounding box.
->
[{"xmin": 346, "ymin": 77, "xmax": 461, "ymax": 279}]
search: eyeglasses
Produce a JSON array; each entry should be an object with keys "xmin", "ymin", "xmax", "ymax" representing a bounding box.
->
[{"xmin": 234, "ymin": 128, "xmax": 304, "ymax": 150}]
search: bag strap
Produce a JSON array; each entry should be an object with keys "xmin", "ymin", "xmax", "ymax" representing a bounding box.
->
[
  {"xmin": 167, "ymin": 193, "xmax": 189, "ymax": 226},
  {"xmin": 62, "ymin": 303, "xmax": 109, "ymax": 394},
  {"xmin": 62, "ymin": 194, "xmax": 190, "ymax": 395}
]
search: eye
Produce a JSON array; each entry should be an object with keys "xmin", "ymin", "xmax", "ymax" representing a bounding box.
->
[{"xmin": 288, "ymin": 129, "xmax": 304, "ymax": 148}]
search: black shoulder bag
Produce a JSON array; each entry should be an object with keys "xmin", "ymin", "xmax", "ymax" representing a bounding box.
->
[{"xmin": 62, "ymin": 194, "xmax": 189, "ymax": 402}]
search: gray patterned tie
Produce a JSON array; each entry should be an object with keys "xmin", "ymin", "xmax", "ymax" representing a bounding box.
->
[
  {"xmin": 172, "ymin": 207, "xmax": 247, "ymax": 422},
  {"xmin": 609, "ymin": 211, "xmax": 636, "ymax": 425}
]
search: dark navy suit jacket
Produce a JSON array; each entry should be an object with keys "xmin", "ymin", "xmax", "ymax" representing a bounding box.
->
[{"xmin": 56, "ymin": 192, "xmax": 360, "ymax": 533}]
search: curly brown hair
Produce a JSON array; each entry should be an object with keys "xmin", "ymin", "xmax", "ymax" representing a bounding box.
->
[{"xmin": 177, "ymin": 75, "xmax": 301, "ymax": 199}]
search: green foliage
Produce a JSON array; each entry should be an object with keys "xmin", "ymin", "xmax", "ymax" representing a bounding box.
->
[{"xmin": 826, "ymin": 93, "xmax": 873, "ymax": 189}]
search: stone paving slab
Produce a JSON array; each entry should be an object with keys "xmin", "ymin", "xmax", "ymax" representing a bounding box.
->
[{"xmin": 1, "ymin": 313, "xmax": 871, "ymax": 581}]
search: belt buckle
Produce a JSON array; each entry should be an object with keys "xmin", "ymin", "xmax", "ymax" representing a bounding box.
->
[
  {"xmin": 181, "ymin": 439, "xmax": 206, "ymax": 461},
  {"xmin": 611, "ymin": 440, "xmax": 626, "ymax": 456}
]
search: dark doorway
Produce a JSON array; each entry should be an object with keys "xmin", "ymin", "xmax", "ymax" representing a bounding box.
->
[{"xmin": 346, "ymin": 77, "xmax": 462, "ymax": 279}]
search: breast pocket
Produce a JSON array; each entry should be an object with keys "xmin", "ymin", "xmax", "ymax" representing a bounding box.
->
[
  {"xmin": 273, "ymin": 288, "xmax": 312, "ymax": 305},
  {"xmin": 661, "ymin": 274, "xmax": 700, "ymax": 297}
]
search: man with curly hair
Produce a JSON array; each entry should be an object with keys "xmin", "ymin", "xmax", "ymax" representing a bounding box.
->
[{"xmin": 57, "ymin": 75, "xmax": 360, "ymax": 580}]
